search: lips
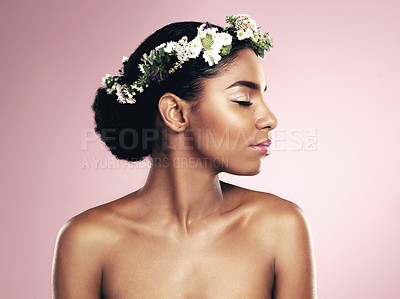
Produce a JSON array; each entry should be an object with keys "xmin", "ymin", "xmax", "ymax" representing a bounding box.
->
[
  {"xmin": 254, "ymin": 139, "xmax": 272, "ymax": 147},
  {"xmin": 250, "ymin": 139, "xmax": 272, "ymax": 155}
]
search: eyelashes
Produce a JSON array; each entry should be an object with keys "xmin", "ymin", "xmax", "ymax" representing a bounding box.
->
[{"xmin": 232, "ymin": 100, "xmax": 253, "ymax": 107}]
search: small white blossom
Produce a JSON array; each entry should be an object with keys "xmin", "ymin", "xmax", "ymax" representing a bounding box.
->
[
  {"xmin": 212, "ymin": 32, "xmax": 228, "ymax": 49},
  {"xmin": 133, "ymin": 83, "xmax": 144, "ymax": 93},
  {"xmin": 125, "ymin": 90, "xmax": 136, "ymax": 104},
  {"xmin": 164, "ymin": 41, "xmax": 174, "ymax": 53},
  {"xmin": 237, "ymin": 28, "xmax": 253, "ymax": 40},
  {"xmin": 116, "ymin": 84, "xmax": 128, "ymax": 104},
  {"xmin": 218, "ymin": 32, "xmax": 232, "ymax": 46},
  {"xmin": 197, "ymin": 24, "xmax": 208, "ymax": 38},
  {"xmin": 205, "ymin": 27, "xmax": 218, "ymax": 36},
  {"xmin": 102, "ymin": 73, "xmax": 111, "ymax": 85},
  {"xmin": 125, "ymin": 97, "xmax": 136, "ymax": 104},
  {"xmin": 174, "ymin": 36, "xmax": 192, "ymax": 62},
  {"xmin": 203, "ymin": 50, "xmax": 221, "ymax": 66},
  {"xmin": 249, "ymin": 19, "xmax": 257, "ymax": 31},
  {"xmin": 233, "ymin": 14, "xmax": 251, "ymax": 27},
  {"xmin": 234, "ymin": 13, "xmax": 251, "ymax": 18},
  {"xmin": 189, "ymin": 36, "xmax": 203, "ymax": 58},
  {"xmin": 122, "ymin": 56, "xmax": 129, "ymax": 63},
  {"xmin": 138, "ymin": 64, "xmax": 146, "ymax": 74},
  {"xmin": 245, "ymin": 28, "xmax": 254, "ymax": 38},
  {"xmin": 212, "ymin": 52, "xmax": 222, "ymax": 64},
  {"xmin": 237, "ymin": 30, "xmax": 245, "ymax": 40},
  {"xmin": 203, "ymin": 51, "xmax": 214, "ymax": 66},
  {"xmin": 210, "ymin": 40, "xmax": 223, "ymax": 55},
  {"xmin": 155, "ymin": 43, "xmax": 166, "ymax": 50}
]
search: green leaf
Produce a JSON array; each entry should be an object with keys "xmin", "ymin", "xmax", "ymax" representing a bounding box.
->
[
  {"xmin": 201, "ymin": 33, "xmax": 214, "ymax": 50},
  {"xmin": 220, "ymin": 45, "xmax": 232, "ymax": 56}
]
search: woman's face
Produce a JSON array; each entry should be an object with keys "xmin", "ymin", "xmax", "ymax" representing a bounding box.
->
[{"xmin": 188, "ymin": 48, "xmax": 278, "ymax": 175}]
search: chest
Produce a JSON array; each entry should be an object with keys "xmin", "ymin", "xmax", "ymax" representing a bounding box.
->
[{"xmin": 101, "ymin": 231, "xmax": 275, "ymax": 299}]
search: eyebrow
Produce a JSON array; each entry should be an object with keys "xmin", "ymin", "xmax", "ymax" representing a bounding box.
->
[{"xmin": 225, "ymin": 80, "xmax": 267, "ymax": 92}]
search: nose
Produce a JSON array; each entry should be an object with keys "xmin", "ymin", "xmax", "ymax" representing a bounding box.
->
[{"xmin": 255, "ymin": 102, "xmax": 278, "ymax": 131}]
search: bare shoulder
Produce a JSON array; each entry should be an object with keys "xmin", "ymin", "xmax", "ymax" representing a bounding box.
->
[
  {"xmin": 57, "ymin": 206, "xmax": 117, "ymax": 250},
  {"xmin": 55, "ymin": 194, "xmax": 138, "ymax": 250},
  {"xmin": 52, "ymin": 198, "xmax": 134, "ymax": 298},
  {"xmin": 221, "ymin": 181, "xmax": 311, "ymax": 235},
  {"xmin": 53, "ymin": 205, "xmax": 120, "ymax": 281},
  {"xmin": 222, "ymin": 182, "xmax": 317, "ymax": 298}
]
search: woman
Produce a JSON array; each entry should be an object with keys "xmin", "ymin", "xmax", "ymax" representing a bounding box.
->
[{"xmin": 52, "ymin": 15, "xmax": 317, "ymax": 298}]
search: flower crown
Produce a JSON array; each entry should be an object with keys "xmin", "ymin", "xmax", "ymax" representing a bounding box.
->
[{"xmin": 102, "ymin": 14, "xmax": 273, "ymax": 104}]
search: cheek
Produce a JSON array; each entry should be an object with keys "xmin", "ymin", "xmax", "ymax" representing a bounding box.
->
[
  {"xmin": 191, "ymin": 106, "xmax": 252, "ymax": 155},
  {"xmin": 189, "ymin": 106, "xmax": 263, "ymax": 175}
]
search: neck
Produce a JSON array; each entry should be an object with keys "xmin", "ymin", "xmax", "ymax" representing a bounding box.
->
[{"xmin": 138, "ymin": 151, "xmax": 225, "ymax": 232}]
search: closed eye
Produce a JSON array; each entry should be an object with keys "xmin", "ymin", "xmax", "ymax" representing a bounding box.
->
[{"xmin": 232, "ymin": 100, "xmax": 253, "ymax": 107}]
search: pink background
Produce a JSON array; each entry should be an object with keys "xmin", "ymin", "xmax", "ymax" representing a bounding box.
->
[{"xmin": 1, "ymin": 0, "xmax": 399, "ymax": 298}]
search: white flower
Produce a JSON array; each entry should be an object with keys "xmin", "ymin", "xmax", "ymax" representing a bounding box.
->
[
  {"xmin": 197, "ymin": 24, "xmax": 208, "ymax": 38},
  {"xmin": 155, "ymin": 43, "xmax": 166, "ymax": 50},
  {"xmin": 174, "ymin": 36, "xmax": 192, "ymax": 62},
  {"xmin": 106, "ymin": 84, "xmax": 116, "ymax": 94},
  {"xmin": 178, "ymin": 36, "xmax": 189, "ymax": 45},
  {"xmin": 212, "ymin": 52, "xmax": 222, "ymax": 64},
  {"xmin": 212, "ymin": 32, "xmax": 229, "ymax": 51},
  {"xmin": 218, "ymin": 32, "xmax": 232, "ymax": 46},
  {"xmin": 232, "ymin": 14, "xmax": 257, "ymax": 32},
  {"xmin": 203, "ymin": 50, "xmax": 221, "ymax": 66},
  {"xmin": 237, "ymin": 30, "xmax": 245, "ymax": 40},
  {"xmin": 116, "ymin": 84, "xmax": 128, "ymax": 104},
  {"xmin": 116, "ymin": 84, "xmax": 123, "ymax": 94},
  {"xmin": 125, "ymin": 90, "xmax": 136, "ymax": 104},
  {"xmin": 116, "ymin": 96, "xmax": 126, "ymax": 104},
  {"xmin": 249, "ymin": 19, "xmax": 257, "ymax": 31},
  {"xmin": 237, "ymin": 28, "xmax": 253, "ymax": 40},
  {"xmin": 164, "ymin": 41, "xmax": 174, "ymax": 53},
  {"xmin": 189, "ymin": 36, "xmax": 203, "ymax": 58},
  {"xmin": 138, "ymin": 64, "xmax": 145, "ymax": 74},
  {"xmin": 102, "ymin": 73, "xmax": 111, "ymax": 85},
  {"xmin": 210, "ymin": 39, "xmax": 223, "ymax": 55},
  {"xmin": 205, "ymin": 27, "xmax": 218, "ymax": 36},
  {"xmin": 133, "ymin": 83, "xmax": 144, "ymax": 93},
  {"xmin": 203, "ymin": 51, "xmax": 214, "ymax": 66},
  {"xmin": 122, "ymin": 56, "xmax": 129, "ymax": 63},
  {"xmin": 234, "ymin": 13, "xmax": 251, "ymax": 18},
  {"xmin": 245, "ymin": 28, "xmax": 254, "ymax": 38},
  {"xmin": 125, "ymin": 97, "xmax": 136, "ymax": 104}
]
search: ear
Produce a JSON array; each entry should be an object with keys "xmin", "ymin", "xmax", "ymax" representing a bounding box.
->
[{"xmin": 158, "ymin": 92, "xmax": 191, "ymax": 132}]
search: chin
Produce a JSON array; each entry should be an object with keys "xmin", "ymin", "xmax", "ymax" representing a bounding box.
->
[{"xmin": 221, "ymin": 159, "xmax": 264, "ymax": 176}]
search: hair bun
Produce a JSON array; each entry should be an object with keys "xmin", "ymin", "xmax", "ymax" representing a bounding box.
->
[{"xmin": 92, "ymin": 88, "xmax": 156, "ymax": 162}]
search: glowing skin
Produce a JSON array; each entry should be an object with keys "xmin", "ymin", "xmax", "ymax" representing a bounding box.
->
[
  {"xmin": 52, "ymin": 49, "xmax": 317, "ymax": 299},
  {"xmin": 186, "ymin": 48, "xmax": 277, "ymax": 176}
]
